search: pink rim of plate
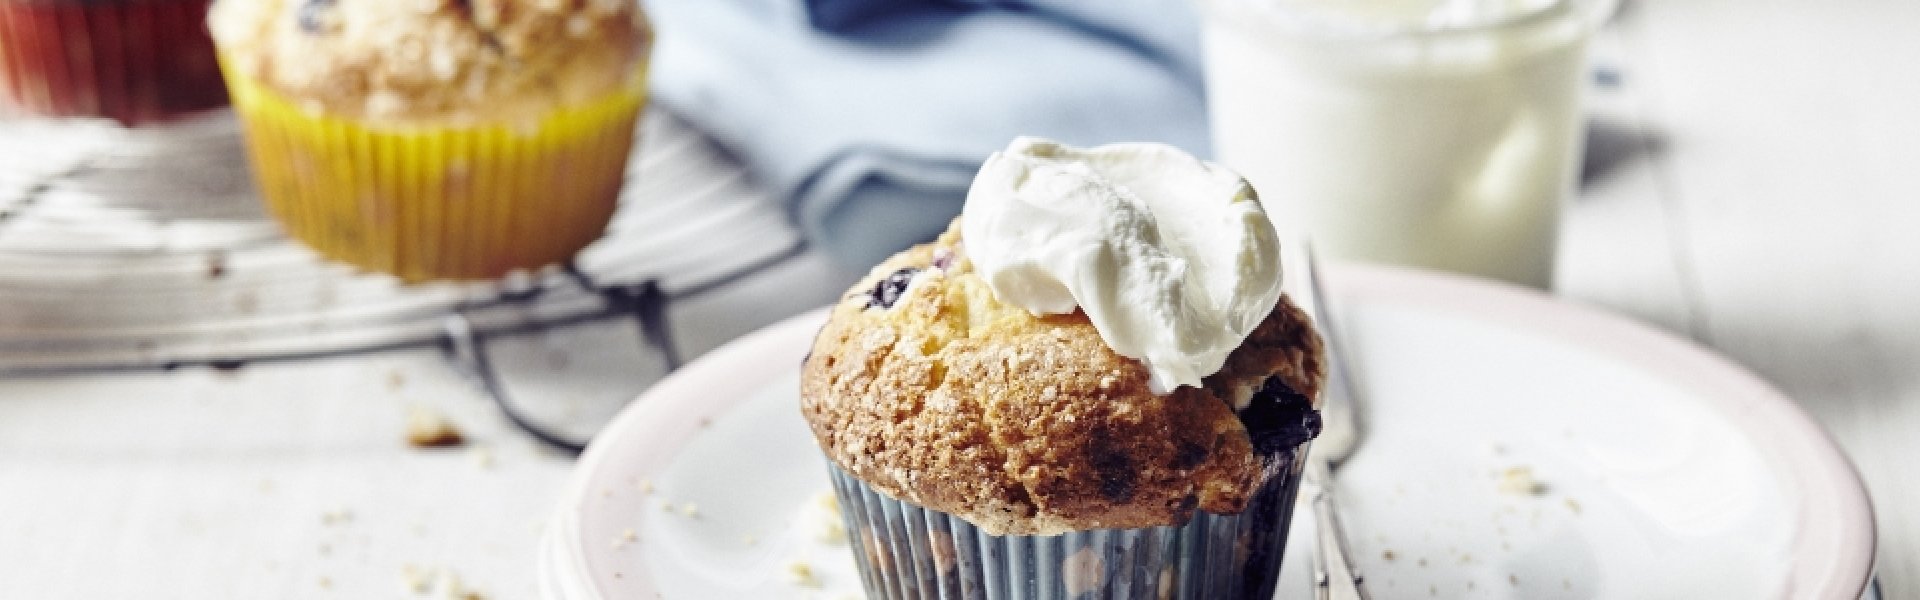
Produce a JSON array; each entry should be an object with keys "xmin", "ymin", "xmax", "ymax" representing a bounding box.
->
[{"xmin": 541, "ymin": 263, "xmax": 1877, "ymax": 600}]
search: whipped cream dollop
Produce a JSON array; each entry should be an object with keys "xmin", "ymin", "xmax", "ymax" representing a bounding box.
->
[{"xmin": 962, "ymin": 137, "xmax": 1285, "ymax": 394}]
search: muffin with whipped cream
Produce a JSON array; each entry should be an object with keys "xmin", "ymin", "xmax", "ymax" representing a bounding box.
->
[
  {"xmin": 801, "ymin": 137, "xmax": 1324, "ymax": 599},
  {"xmin": 208, "ymin": 0, "xmax": 651, "ymax": 281}
]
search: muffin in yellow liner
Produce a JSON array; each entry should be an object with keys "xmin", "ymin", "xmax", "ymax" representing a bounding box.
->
[{"xmin": 209, "ymin": 0, "xmax": 652, "ymax": 282}]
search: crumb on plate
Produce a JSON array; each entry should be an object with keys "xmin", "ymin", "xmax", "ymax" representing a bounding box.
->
[
  {"xmin": 1496, "ymin": 466, "xmax": 1548, "ymax": 496},
  {"xmin": 787, "ymin": 560, "xmax": 821, "ymax": 588}
]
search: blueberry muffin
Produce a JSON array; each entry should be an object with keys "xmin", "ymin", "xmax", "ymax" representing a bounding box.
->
[
  {"xmin": 208, "ymin": 0, "xmax": 651, "ymax": 281},
  {"xmin": 800, "ymin": 136, "xmax": 1325, "ymax": 600},
  {"xmin": 0, "ymin": 0, "xmax": 227, "ymax": 125}
]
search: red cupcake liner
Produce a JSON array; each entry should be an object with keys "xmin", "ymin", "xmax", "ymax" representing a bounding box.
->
[{"xmin": 0, "ymin": 0, "xmax": 227, "ymax": 125}]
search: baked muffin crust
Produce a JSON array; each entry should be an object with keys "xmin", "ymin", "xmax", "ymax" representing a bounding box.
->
[
  {"xmin": 209, "ymin": 0, "xmax": 649, "ymax": 124},
  {"xmin": 801, "ymin": 220, "xmax": 1324, "ymax": 536}
]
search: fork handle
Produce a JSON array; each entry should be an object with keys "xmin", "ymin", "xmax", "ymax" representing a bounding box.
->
[{"xmin": 1307, "ymin": 458, "xmax": 1372, "ymax": 600}]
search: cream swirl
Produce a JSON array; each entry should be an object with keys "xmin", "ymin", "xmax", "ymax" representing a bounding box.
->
[{"xmin": 962, "ymin": 137, "xmax": 1284, "ymax": 394}]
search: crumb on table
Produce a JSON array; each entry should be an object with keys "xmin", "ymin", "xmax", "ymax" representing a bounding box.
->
[
  {"xmin": 321, "ymin": 508, "xmax": 354, "ymax": 526},
  {"xmin": 406, "ymin": 406, "xmax": 465, "ymax": 448}
]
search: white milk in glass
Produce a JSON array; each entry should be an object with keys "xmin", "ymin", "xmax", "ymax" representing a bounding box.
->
[{"xmin": 1199, "ymin": 0, "xmax": 1611, "ymax": 288}]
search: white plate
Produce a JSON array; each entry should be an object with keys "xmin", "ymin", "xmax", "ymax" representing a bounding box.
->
[{"xmin": 541, "ymin": 265, "xmax": 1876, "ymax": 600}]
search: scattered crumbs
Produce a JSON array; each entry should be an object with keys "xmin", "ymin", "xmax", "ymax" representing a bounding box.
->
[
  {"xmin": 1429, "ymin": 584, "xmax": 1438, "ymax": 596},
  {"xmin": 318, "ymin": 576, "xmax": 332, "ymax": 590},
  {"xmin": 1381, "ymin": 549, "xmax": 1397, "ymax": 562},
  {"xmin": 401, "ymin": 564, "xmax": 486, "ymax": 599},
  {"xmin": 1510, "ymin": 574, "xmax": 1520, "ymax": 586},
  {"xmin": 602, "ymin": 489, "xmax": 613, "ymax": 498},
  {"xmin": 639, "ymin": 479, "xmax": 655, "ymax": 495},
  {"xmin": 406, "ymin": 406, "xmax": 466, "ymax": 448},
  {"xmin": 321, "ymin": 509, "xmax": 355, "ymax": 526},
  {"xmin": 699, "ymin": 417, "xmax": 714, "ymax": 429},
  {"xmin": 1564, "ymin": 579, "xmax": 1572, "ymax": 590},
  {"xmin": 206, "ymin": 250, "xmax": 228, "ymax": 279},
  {"xmin": 816, "ymin": 492, "xmax": 840, "ymax": 512},
  {"xmin": 1489, "ymin": 442, "xmax": 1507, "ymax": 456},
  {"xmin": 818, "ymin": 518, "xmax": 848, "ymax": 545},
  {"xmin": 470, "ymin": 445, "xmax": 496, "ymax": 469},
  {"xmin": 1564, "ymin": 497, "xmax": 1583, "ymax": 514},
  {"xmin": 1501, "ymin": 541, "xmax": 1512, "ymax": 551},
  {"xmin": 402, "ymin": 564, "xmax": 433, "ymax": 593},
  {"xmin": 787, "ymin": 561, "xmax": 821, "ymax": 588},
  {"xmin": 318, "ymin": 543, "xmax": 332, "ymax": 556},
  {"xmin": 1497, "ymin": 466, "xmax": 1548, "ymax": 496},
  {"xmin": 1467, "ymin": 580, "xmax": 1476, "ymax": 590},
  {"xmin": 387, "ymin": 370, "xmax": 407, "ymax": 390},
  {"xmin": 436, "ymin": 569, "xmax": 486, "ymax": 600},
  {"xmin": 1459, "ymin": 553, "xmax": 1474, "ymax": 565},
  {"xmin": 258, "ymin": 479, "xmax": 276, "ymax": 494},
  {"xmin": 624, "ymin": 529, "xmax": 638, "ymax": 542},
  {"xmin": 659, "ymin": 500, "xmax": 674, "ymax": 511},
  {"xmin": 1417, "ymin": 558, "xmax": 1428, "ymax": 568},
  {"xmin": 681, "ymin": 502, "xmax": 700, "ymax": 518},
  {"xmin": 744, "ymin": 535, "xmax": 758, "ymax": 546}
]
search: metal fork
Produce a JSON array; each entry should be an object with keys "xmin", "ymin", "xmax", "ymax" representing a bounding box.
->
[{"xmin": 1291, "ymin": 245, "xmax": 1372, "ymax": 600}]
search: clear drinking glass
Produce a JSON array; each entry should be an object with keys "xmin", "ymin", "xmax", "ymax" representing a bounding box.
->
[{"xmin": 1197, "ymin": 0, "xmax": 1616, "ymax": 288}]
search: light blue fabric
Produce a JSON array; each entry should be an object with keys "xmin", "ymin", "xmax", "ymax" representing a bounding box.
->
[{"xmin": 644, "ymin": 0, "xmax": 1207, "ymax": 269}]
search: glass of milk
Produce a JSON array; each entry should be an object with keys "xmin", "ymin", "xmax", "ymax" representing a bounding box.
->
[{"xmin": 1197, "ymin": 0, "xmax": 1615, "ymax": 288}]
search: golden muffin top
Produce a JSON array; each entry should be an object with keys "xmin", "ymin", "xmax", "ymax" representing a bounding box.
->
[{"xmin": 210, "ymin": 0, "xmax": 649, "ymax": 125}]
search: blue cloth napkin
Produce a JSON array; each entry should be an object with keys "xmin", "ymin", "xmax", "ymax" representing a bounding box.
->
[{"xmin": 644, "ymin": 0, "xmax": 1208, "ymax": 269}]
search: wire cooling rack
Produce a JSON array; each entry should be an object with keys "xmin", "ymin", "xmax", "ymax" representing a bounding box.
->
[{"xmin": 0, "ymin": 109, "xmax": 807, "ymax": 452}]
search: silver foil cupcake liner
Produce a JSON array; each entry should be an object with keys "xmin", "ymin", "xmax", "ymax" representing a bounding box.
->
[{"xmin": 827, "ymin": 444, "xmax": 1307, "ymax": 600}]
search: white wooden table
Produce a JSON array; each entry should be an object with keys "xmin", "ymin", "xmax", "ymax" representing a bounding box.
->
[
  {"xmin": 1558, "ymin": 0, "xmax": 1918, "ymax": 594},
  {"xmin": 1, "ymin": 1, "xmax": 1915, "ymax": 596}
]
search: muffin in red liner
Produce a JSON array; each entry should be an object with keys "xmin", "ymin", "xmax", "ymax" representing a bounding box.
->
[{"xmin": 0, "ymin": 0, "xmax": 227, "ymax": 125}]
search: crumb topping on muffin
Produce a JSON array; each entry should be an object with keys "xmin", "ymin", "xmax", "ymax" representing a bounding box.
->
[
  {"xmin": 800, "ymin": 220, "xmax": 1324, "ymax": 536},
  {"xmin": 210, "ymin": 0, "xmax": 649, "ymax": 124}
]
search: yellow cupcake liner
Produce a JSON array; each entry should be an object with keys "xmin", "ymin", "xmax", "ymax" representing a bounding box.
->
[{"xmin": 221, "ymin": 65, "xmax": 647, "ymax": 282}]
